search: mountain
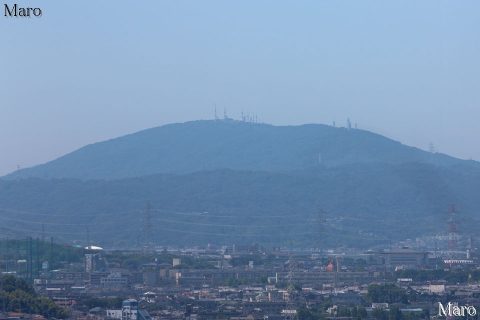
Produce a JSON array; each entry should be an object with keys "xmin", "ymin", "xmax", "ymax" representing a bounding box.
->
[
  {"xmin": 2, "ymin": 120, "xmax": 479, "ymax": 248},
  {"xmin": 4, "ymin": 120, "xmax": 471, "ymax": 180},
  {"xmin": 1, "ymin": 164, "xmax": 480, "ymax": 248}
]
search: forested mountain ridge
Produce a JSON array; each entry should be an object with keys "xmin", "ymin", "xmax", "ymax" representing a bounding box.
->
[
  {"xmin": 2, "ymin": 120, "xmax": 479, "ymax": 248},
  {"xmin": 4, "ymin": 120, "xmax": 473, "ymax": 180},
  {"xmin": 1, "ymin": 164, "xmax": 479, "ymax": 248}
]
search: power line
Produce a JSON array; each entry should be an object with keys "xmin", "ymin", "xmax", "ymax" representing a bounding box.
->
[
  {"xmin": 1, "ymin": 206, "xmax": 312, "ymax": 220},
  {"xmin": 154, "ymin": 225, "xmax": 321, "ymax": 237},
  {"xmin": 152, "ymin": 208, "xmax": 306, "ymax": 219},
  {"xmin": 153, "ymin": 217, "xmax": 317, "ymax": 228},
  {"xmin": 0, "ymin": 225, "xmax": 98, "ymax": 236},
  {"xmin": 0, "ymin": 215, "xmax": 92, "ymax": 226},
  {"xmin": 0, "ymin": 207, "xmax": 138, "ymax": 217}
]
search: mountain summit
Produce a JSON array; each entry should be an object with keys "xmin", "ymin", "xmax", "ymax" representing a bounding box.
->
[{"xmin": 4, "ymin": 120, "xmax": 466, "ymax": 180}]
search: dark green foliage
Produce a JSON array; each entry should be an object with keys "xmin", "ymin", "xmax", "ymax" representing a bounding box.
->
[
  {"xmin": 230, "ymin": 254, "xmax": 264, "ymax": 267},
  {"xmin": 357, "ymin": 306, "xmax": 368, "ymax": 319},
  {"xmin": 297, "ymin": 307, "xmax": 324, "ymax": 319},
  {"xmin": 367, "ymin": 284, "xmax": 408, "ymax": 304},
  {"xmin": 0, "ymin": 275, "xmax": 68, "ymax": 318},
  {"xmin": 0, "ymin": 239, "xmax": 83, "ymax": 272},
  {"xmin": 389, "ymin": 306, "xmax": 403, "ymax": 320},
  {"xmin": 78, "ymin": 296, "xmax": 124, "ymax": 309},
  {"xmin": 372, "ymin": 306, "xmax": 427, "ymax": 320},
  {"xmin": 372, "ymin": 308, "xmax": 388, "ymax": 320},
  {"xmin": 337, "ymin": 306, "xmax": 369, "ymax": 319},
  {"xmin": 0, "ymin": 275, "xmax": 34, "ymax": 294},
  {"xmin": 396, "ymin": 269, "xmax": 480, "ymax": 284}
]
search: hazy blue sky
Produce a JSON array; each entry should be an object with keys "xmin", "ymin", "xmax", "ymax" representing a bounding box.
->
[{"xmin": 1, "ymin": 1, "xmax": 479, "ymax": 176}]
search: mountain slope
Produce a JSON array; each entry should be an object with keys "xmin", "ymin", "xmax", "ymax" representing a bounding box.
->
[
  {"xmin": 3, "ymin": 120, "xmax": 479, "ymax": 248},
  {"xmin": 4, "ymin": 120, "xmax": 470, "ymax": 180},
  {"xmin": 1, "ymin": 164, "xmax": 479, "ymax": 248}
]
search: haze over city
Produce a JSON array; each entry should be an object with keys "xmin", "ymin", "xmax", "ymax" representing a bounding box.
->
[
  {"xmin": 3, "ymin": 1, "xmax": 480, "ymax": 319},
  {"xmin": 1, "ymin": 1, "xmax": 479, "ymax": 176}
]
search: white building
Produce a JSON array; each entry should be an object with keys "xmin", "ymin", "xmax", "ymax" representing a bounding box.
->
[{"xmin": 106, "ymin": 299, "xmax": 151, "ymax": 320}]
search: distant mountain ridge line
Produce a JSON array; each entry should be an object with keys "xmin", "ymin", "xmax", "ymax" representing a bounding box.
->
[{"xmin": 4, "ymin": 119, "xmax": 475, "ymax": 181}]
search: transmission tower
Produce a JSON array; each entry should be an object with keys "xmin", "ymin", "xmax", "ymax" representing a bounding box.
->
[
  {"xmin": 49, "ymin": 237, "xmax": 54, "ymax": 271},
  {"xmin": 27, "ymin": 237, "xmax": 33, "ymax": 282},
  {"xmin": 143, "ymin": 202, "xmax": 153, "ymax": 250},
  {"xmin": 316, "ymin": 209, "xmax": 327, "ymax": 251},
  {"xmin": 86, "ymin": 225, "xmax": 91, "ymax": 247},
  {"xmin": 35, "ymin": 238, "xmax": 40, "ymax": 277},
  {"xmin": 447, "ymin": 204, "xmax": 459, "ymax": 251},
  {"xmin": 283, "ymin": 250, "xmax": 297, "ymax": 320}
]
